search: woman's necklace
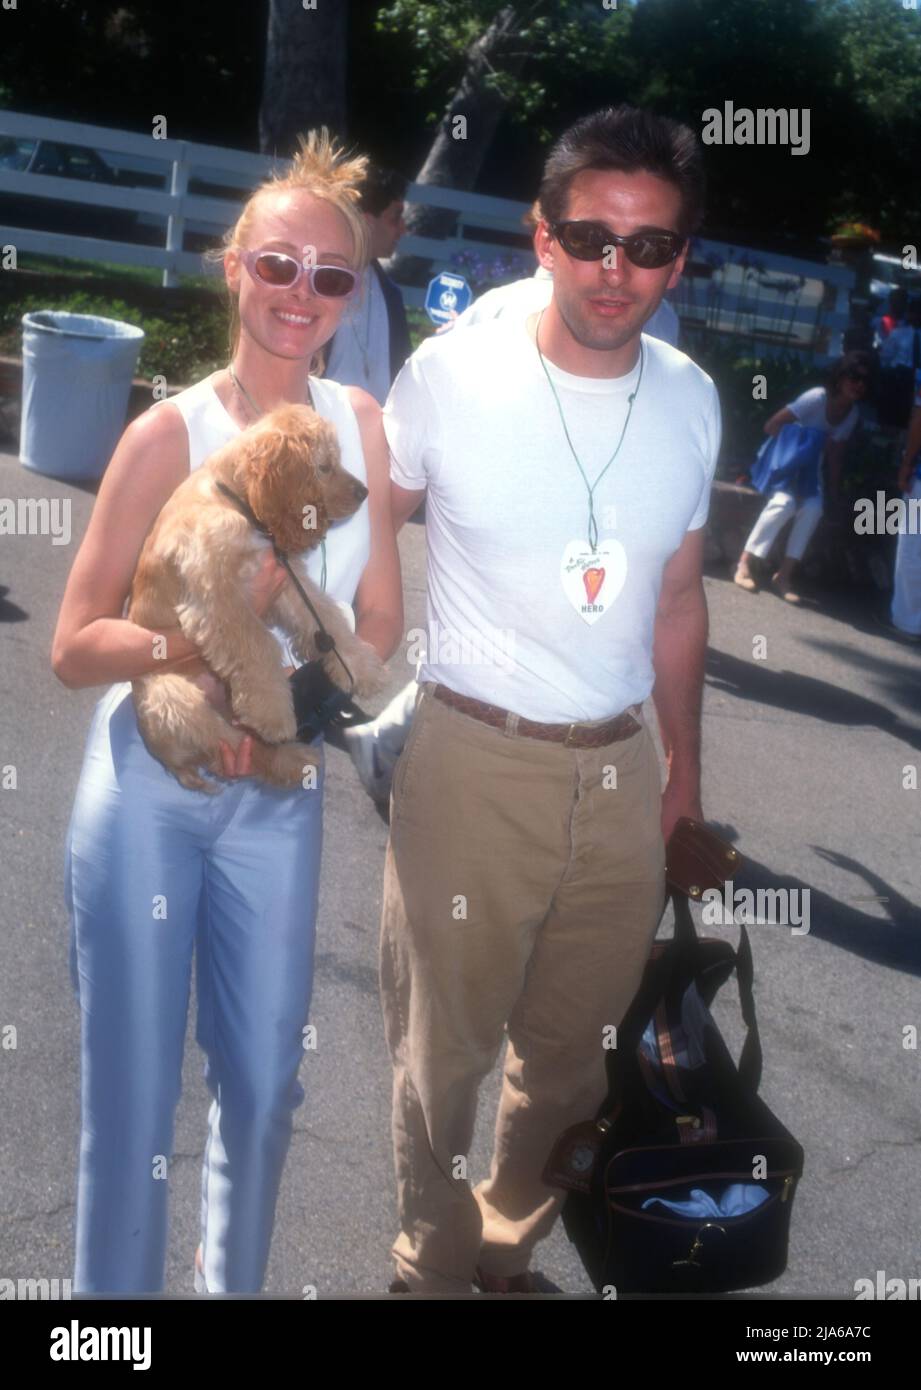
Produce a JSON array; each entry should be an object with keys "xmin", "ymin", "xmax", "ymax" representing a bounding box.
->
[
  {"xmin": 535, "ymin": 309, "xmax": 644, "ymax": 625},
  {"xmin": 227, "ymin": 362, "xmax": 326, "ymax": 590}
]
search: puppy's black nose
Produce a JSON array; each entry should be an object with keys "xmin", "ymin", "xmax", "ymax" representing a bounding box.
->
[{"xmin": 353, "ymin": 480, "xmax": 368, "ymax": 503}]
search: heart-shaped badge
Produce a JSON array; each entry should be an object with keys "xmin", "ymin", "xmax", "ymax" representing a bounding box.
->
[{"xmin": 560, "ymin": 539, "xmax": 627, "ymax": 625}]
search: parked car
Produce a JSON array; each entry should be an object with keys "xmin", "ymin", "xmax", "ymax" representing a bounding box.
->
[{"xmin": 0, "ymin": 137, "xmax": 140, "ymax": 242}]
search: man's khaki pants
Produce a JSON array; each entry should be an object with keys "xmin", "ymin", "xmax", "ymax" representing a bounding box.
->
[{"xmin": 379, "ymin": 683, "xmax": 666, "ymax": 1292}]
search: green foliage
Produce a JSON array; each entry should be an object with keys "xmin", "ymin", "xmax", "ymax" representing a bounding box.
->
[
  {"xmin": 0, "ymin": 0, "xmax": 263, "ymax": 148},
  {"xmin": 0, "ymin": 287, "xmax": 227, "ymax": 384},
  {"xmin": 828, "ymin": 0, "xmax": 921, "ymax": 122},
  {"xmin": 407, "ymin": 305, "xmax": 439, "ymax": 351},
  {"xmin": 684, "ymin": 337, "xmax": 818, "ymax": 476},
  {"xmin": 373, "ymin": 0, "xmax": 921, "ymax": 242},
  {"xmin": 375, "ymin": 0, "xmax": 630, "ymax": 126},
  {"xmin": 819, "ymin": 0, "xmax": 921, "ymax": 232},
  {"xmin": 3, "ymin": 0, "xmax": 919, "ymax": 286}
]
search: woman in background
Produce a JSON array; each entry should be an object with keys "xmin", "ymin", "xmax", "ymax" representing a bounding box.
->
[{"xmin": 734, "ymin": 351, "xmax": 873, "ymax": 602}]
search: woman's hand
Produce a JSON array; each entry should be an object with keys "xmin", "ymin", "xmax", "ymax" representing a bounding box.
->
[
  {"xmin": 217, "ymin": 733, "xmax": 257, "ymax": 778},
  {"xmin": 345, "ymin": 387, "xmax": 405, "ymax": 662},
  {"xmin": 763, "ymin": 406, "xmax": 797, "ymax": 438}
]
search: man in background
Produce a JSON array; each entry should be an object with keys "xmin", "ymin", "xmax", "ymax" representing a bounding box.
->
[
  {"xmin": 877, "ymin": 296, "xmax": 921, "ymax": 431},
  {"xmin": 323, "ymin": 163, "xmax": 412, "ymax": 404}
]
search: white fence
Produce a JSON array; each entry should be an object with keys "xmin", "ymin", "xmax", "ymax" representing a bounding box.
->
[
  {"xmin": 0, "ymin": 108, "xmax": 533, "ymax": 297},
  {"xmin": 674, "ymin": 237, "xmax": 853, "ymax": 358},
  {"xmin": 0, "ymin": 109, "xmax": 853, "ymax": 354}
]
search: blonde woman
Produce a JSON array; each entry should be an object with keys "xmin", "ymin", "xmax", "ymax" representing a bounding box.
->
[{"xmin": 52, "ymin": 131, "xmax": 402, "ymax": 1294}]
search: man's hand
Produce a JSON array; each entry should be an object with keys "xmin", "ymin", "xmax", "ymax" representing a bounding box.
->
[{"xmin": 660, "ymin": 777, "xmax": 703, "ymax": 848}]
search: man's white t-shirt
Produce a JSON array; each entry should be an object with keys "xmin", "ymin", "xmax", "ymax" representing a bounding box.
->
[{"xmin": 384, "ymin": 317, "xmax": 721, "ymax": 723}]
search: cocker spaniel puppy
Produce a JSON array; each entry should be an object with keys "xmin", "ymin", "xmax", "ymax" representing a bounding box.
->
[{"xmin": 128, "ymin": 403, "xmax": 386, "ymax": 791}]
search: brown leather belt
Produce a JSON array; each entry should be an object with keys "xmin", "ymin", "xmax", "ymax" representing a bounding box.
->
[{"xmin": 430, "ymin": 683, "xmax": 642, "ymax": 749}]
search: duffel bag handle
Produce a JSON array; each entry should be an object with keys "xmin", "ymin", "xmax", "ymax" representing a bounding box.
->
[
  {"xmin": 673, "ymin": 892, "xmax": 763, "ymax": 1094},
  {"xmin": 608, "ymin": 890, "xmax": 762, "ymax": 1103}
]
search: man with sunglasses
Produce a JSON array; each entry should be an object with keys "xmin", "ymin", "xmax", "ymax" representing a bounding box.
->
[
  {"xmin": 448, "ymin": 204, "xmax": 680, "ymax": 346},
  {"xmin": 380, "ymin": 104, "xmax": 720, "ymax": 1294}
]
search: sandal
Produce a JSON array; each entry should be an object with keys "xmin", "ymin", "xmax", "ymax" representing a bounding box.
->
[
  {"xmin": 733, "ymin": 569, "xmax": 758, "ymax": 592},
  {"xmin": 473, "ymin": 1265, "xmax": 562, "ymax": 1293},
  {"xmin": 770, "ymin": 574, "xmax": 801, "ymax": 604}
]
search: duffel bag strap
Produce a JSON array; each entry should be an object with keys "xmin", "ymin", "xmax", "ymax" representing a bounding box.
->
[{"xmin": 606, "ymin": 894, "xmax": 763, "ymax": 1122}]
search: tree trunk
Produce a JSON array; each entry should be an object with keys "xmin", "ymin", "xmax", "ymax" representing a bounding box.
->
[
  {"xmin": 259, "ymin": 0, "xmax": 348, "ymax": 155},
  {"xmin": 387, "ymin": 5, "xmax": 528, "ymax": 286}
]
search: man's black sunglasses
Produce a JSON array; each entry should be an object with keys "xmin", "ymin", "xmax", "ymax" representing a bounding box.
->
[{"xmin": 548, "ymin": 219, "xmax": 686, "ymax": 270}]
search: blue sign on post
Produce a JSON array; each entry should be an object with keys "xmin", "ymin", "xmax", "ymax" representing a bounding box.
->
[{"xmin": 424, "ymin": 271, "xmax": 473, "ymax": 325}]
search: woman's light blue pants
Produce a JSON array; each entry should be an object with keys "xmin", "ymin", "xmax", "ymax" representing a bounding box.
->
[{"xmin": 64, "ymin": 683, "xmax": 324, "ymax": 1294}]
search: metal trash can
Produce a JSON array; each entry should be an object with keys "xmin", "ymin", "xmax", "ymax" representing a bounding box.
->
[{"xmin": 20, "ymin": 311, "xmax": 145, "ymax": 479}]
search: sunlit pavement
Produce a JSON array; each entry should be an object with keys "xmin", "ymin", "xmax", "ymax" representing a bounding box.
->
[{"xmin": 1, "ymin": 445, "xmax": 918, "ymax": 1298}]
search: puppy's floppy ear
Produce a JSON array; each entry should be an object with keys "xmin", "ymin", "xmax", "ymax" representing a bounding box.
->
[
  {"xmin": 297, "ymin": 465, "xmax": 329, "ymax": 551},
  {"xmin": 241, "ymin": 425, "xmax": 328, "ymax": 553}
]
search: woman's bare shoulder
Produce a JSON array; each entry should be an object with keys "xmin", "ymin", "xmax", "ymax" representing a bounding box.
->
[
  {"xmin": 99, "ymin": 398, "xmax": 191, "ymax": 501},
  {"xmin": 343, "ymin": 384, "xmax": 382, "ymax": 425},
  {"xmin": 128, "ymin": 397, "xmax": 191, "ymax": 452}
]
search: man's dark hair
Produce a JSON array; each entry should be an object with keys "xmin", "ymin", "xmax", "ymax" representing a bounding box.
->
[
  {"xmin": 828, "ymin": 349, "xmax": 875, "ymax": 395},
  {"xmin": 358, "ymin": 164, "xmax": 408, "ymax": 216},
  {"xmin": 538, "ymin": 105, "xmax": 705, "ymax": 240}
]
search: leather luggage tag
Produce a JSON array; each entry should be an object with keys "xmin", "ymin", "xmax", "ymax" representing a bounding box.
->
[
  {"xmin": 543, "ymin": 1111, "xmax": 620, "ymax": 1194},
  {"xmin": 665, "ymin": 817, "xmax": 742, "ymax": 900}
]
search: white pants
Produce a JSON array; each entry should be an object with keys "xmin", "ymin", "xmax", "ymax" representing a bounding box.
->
[
  {"xmin": 744, "ymin": 491, "xmax": 824, "ymax": 564},
  {"xmin": 891, "ymin": 477, "xmax": 921, "ymax": 636}
]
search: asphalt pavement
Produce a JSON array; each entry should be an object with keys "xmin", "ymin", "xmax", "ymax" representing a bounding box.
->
[{"xmin": 1, "ymin": 441, "xmax": 919, "ymax": 1298}]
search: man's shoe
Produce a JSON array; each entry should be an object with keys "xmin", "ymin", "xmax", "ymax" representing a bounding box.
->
[{"xmin": 473, "ymin": 1265, "xmax": 562, "ymax": 1294}]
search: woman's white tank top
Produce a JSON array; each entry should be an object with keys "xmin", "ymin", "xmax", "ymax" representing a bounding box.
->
[{"xmin": 152, "ymin": 373, "xmax": 371, "ymax": 666}]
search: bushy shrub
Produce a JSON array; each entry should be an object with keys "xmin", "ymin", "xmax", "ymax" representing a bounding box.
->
[
  {"xmin": 684, "ymin": 336, "xmax": 819, "ymax": 479},
  {"xmin": 0, "ymin": 286, "xmax": 227, "ymax": 384}
]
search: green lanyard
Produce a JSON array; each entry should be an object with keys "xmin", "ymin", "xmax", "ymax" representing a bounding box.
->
[
  {"xmin": 228, "ymin": 363, "xmax": 327, "ymax": 590},
  {"xmin": 535, "ymin": 309, "xmax": 645, "ymax": 552}
]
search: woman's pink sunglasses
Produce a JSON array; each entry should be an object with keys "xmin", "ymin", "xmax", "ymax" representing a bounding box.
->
[{"xmin": 240, "ymin": 248, "xmax": 358, "ymax": 299}]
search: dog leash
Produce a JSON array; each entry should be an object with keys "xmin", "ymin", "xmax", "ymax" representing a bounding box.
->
[{"xmin": 213, "ymin": 479, "xmax": 355, "ymax": 690}]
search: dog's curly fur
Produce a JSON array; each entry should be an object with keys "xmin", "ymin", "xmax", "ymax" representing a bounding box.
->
[{"xmin": 127, "ymin": 403, "xmax": 386, "ymax": 791}]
